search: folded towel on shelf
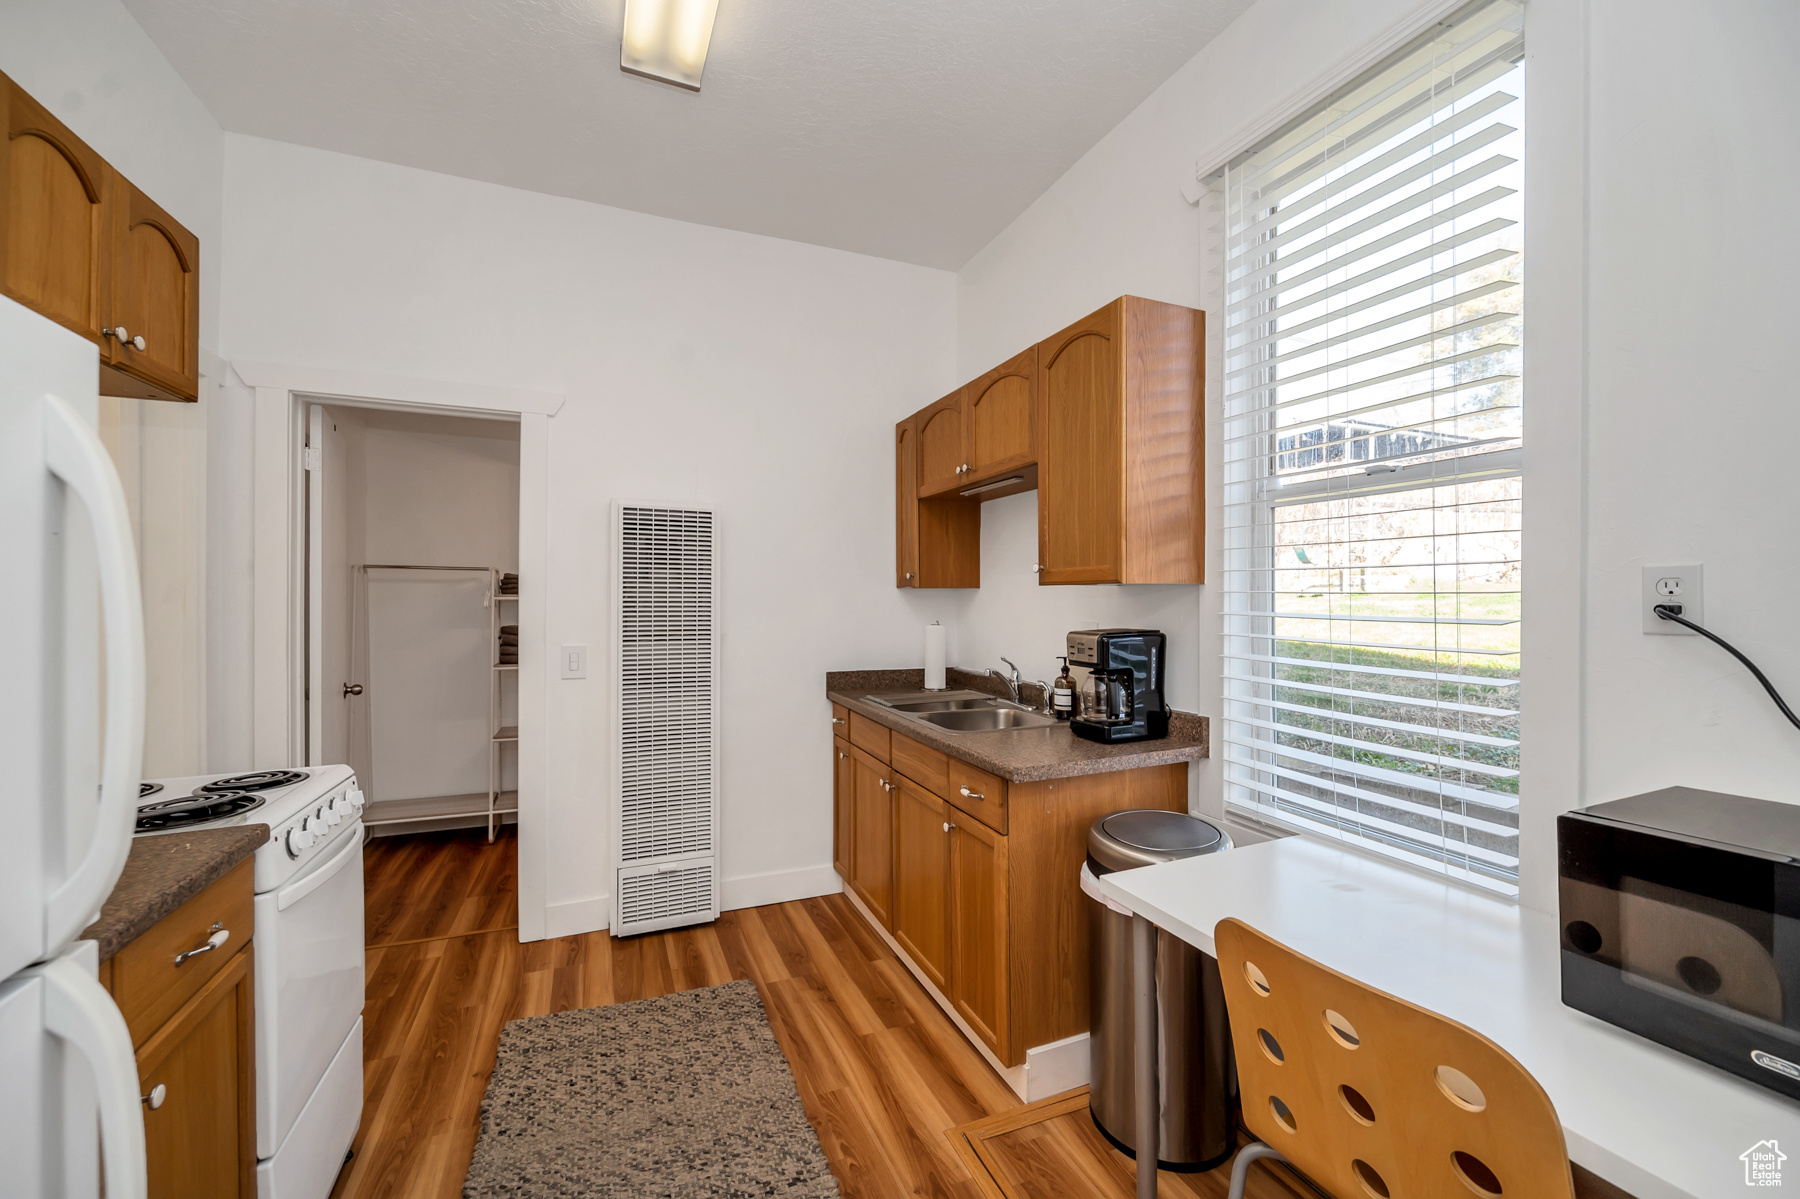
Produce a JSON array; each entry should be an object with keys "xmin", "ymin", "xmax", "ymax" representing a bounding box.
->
[
  {"xmin": 498, "ymin": 635, "xmax": 519, "ymax": 646},
  {"xmin": 500, "ymin": 625, "xmax": 518, "ymax": 635}
]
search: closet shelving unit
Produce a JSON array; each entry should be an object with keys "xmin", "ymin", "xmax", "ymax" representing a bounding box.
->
[
  {"xmin": 353, "ymin": 563, "xmax": 517, "ymax": 841},
  {"xmin": 488, "ymin": 566, "xmax": 519, "ymax": 842}
]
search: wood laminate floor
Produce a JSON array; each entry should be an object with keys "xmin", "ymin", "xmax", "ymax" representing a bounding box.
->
[{"xmin": 333, "ymin": 827, "xmax": 1306, "ymax": 1199}]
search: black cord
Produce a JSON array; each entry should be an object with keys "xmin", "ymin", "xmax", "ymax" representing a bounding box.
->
[{"xmin": 1654, "ymin": 604, "xmax": 1800, "ymax": 732}]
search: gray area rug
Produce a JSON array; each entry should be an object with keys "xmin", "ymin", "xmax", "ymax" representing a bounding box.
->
[{"xmin": 463, "ymin": 979, "xmax": 842, "ymax": 1198}]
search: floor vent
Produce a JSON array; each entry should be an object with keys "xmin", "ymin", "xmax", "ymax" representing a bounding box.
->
[{"xmin": 612, "ymin": 504, "xmax": 719, "ymax": 936}]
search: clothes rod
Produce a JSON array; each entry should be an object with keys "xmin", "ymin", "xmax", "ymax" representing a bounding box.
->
[{"xmin": 359, "ymin": 564, "xmax": 494, "ymax": 572}]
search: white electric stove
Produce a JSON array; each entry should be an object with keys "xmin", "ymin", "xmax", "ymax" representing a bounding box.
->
[{"xmin": 136, "ymin": 767, "xmax": 365, "ymax": 1199}]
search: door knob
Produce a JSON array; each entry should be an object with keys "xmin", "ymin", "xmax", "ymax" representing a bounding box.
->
[{"xmin": 343, "ymin": 682, "xmax": 364, "ymax": 697}]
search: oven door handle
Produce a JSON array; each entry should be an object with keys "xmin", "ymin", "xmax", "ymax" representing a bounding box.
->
[{"xmin": 276, "ymin": 826, "xmax": 362, "ymax": 912}]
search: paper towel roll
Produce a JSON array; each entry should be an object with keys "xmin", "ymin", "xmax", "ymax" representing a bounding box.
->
[{"xmin": 924, "ymin": 622, "xmax": 947, "ymax": 691}]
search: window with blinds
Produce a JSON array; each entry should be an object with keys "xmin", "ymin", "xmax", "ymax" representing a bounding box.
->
[{"xmin": 1219, "ymin": 0, "xmax": 1524, "ymax": 892}]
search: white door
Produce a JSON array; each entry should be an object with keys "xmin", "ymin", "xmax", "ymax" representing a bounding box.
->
[
  {"xmin": 0, "ymin": 297, "xmax": 144, "ymax": 973},
  {"xmin": 306, "ymin": 404, "xmax": 355, "ymax": 768}
]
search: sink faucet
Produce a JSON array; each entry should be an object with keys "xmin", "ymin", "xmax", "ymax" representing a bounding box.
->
[{"xmin": 989, "ymin": 658, "xmax": 1023, "ymax": 705}]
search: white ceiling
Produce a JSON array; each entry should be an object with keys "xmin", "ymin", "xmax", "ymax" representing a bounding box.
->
[{"xmin": 121, "ymin": 0, "xmax": 1252, "ymax": 269}]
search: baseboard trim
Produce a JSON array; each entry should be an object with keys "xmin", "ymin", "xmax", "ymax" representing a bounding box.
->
[
  {"xmin": 543, "ymin": 894, "xmax": 610, "ymax": 940},
  {"xmin": 721, "ymin": 864, "xmax": 843, "ymax": 913}
]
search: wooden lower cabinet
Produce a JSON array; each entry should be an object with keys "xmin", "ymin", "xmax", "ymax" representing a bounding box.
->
[
  {"xmin": 892, "ymin": 776, "xmax": 951, "ymax": 991},
  {"xmin": 848, "ymin": 745, "xmax": 894, "ymax": 929},
  {"xmin": 831, "ymin": 715, "xmax": 1189, "ymax": 1069},
  {"xmin": 832, "ymin": 736, "xmax": 854, "ymax": 881},
  {"xmin": 137, "ymin": 945, "xmax": 256, "ymax": 1199},
  {"xmin": 947, "ymin": 811, "xmax": 1008, "ymax": 1055}
]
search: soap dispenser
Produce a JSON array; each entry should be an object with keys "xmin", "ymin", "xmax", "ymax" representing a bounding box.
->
[{"xmin": 1051, "ymin": 656, "xmax": 1076, "ymax": 720}]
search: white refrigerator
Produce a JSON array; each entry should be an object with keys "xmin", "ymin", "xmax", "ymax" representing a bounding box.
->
[{"xmin": 0, "ymin": 295, "xmax": 149, "ymax": 1198}]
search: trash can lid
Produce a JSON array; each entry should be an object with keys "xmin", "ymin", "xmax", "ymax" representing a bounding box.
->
[{"xmin": 1087, "ymin": 810, "xmax": 1228, "ymax": 873}]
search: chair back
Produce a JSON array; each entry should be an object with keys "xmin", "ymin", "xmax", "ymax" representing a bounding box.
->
[{"xmin": 1214, "ymin": 917, "xmax": 1574, "ymax": 1199}]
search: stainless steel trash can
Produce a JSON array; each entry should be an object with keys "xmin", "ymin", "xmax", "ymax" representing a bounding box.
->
[{"xmin": 1085, "ymin": 810, "xmax": 1235, "ymax": 1171}]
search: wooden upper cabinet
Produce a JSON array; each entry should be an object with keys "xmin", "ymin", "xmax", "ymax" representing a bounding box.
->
[
  {"xmin": 896, "ymin": 421, "xmax": 920, "ymax": 586},
  {"xmin": 0, "ymin": 77, "xmax": 107, "ymax": 344},
  {"xmin": 916, "ymin": 390, "xmax": 968, "ymax": 497},
  {"xmin": 964, "ymin": 345, "xmax": 1036, "ymax": 481},
  {"xmin": 1037, "ymin": 296, "xmax": 1203, "ymax": 586},
  {"xmin": 103, "ymin": 169, "xmax": 200, "ymax": 402}
]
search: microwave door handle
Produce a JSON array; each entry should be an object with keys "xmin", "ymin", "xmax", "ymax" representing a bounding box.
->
[
  {"xmin": 43, "ymin": 394, "xmax": 145, "ymax": 950},
  {"xmin": 42, "ymin": 955, "xmax": 147, "ymax": 1199}
]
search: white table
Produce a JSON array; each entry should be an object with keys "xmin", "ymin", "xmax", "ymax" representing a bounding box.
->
[{"xmin": 1091, "ymin": 836, "xmax": 1800, "ymax": 1199}]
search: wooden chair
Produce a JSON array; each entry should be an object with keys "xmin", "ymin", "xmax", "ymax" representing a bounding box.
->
[{"xmin": 1213, "ymin": 917, "xmax": 1575, "ymax": 1199}]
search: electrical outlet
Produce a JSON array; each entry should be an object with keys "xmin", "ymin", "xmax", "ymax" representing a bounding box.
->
[
  {"xmin": 561, "ymin": 644, "xmax": 587, "ymax": 678},
  {"xmin": 1642, "ymin": 564, "xmax": 1704, "ymax": 634}
]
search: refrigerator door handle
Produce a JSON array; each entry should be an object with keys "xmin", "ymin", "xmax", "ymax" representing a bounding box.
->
[
  {"xmin": 42, "ymin": 955, "xmax": 147, "ymax": 1199},
  {"xmin": 42, "ymin": 393, "xmax": 145, "ymax": 950}
]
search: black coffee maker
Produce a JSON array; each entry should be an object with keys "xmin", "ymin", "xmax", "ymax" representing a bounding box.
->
[{"xmin": 1067, "ymin": 629, "xmax": 1168, "ymax": 744}]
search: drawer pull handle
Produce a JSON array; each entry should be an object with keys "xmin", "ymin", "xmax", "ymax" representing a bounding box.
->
[
  {"xmin": 174, "ymin": 923, "xmax": 229, "ymax": 966},
  {"xmin": 142, "ymin": 1083, "xmax": 167, "ymax": 1111},
  {"xmin": 959, "ymin": 785, "xmax": 985, "ymax": 800},
  {"xmin": 831, "ymin": 717, "xmax": 845, "ymax": 726}
]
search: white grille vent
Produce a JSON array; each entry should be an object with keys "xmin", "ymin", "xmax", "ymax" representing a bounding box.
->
[
  {"xmin": 617, "ymin": 860, "xmax": 717, "ymax": 935},
  {"xmin": 613, "ymin": 504, "xmax": 719, "ymax": 936}
]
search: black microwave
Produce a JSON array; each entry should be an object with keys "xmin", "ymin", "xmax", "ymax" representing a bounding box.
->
[{"xmin": 1559, "ymin": 787, "xmax": 1800, "ymax": 1099}]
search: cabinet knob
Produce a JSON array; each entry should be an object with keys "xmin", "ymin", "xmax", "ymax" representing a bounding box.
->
[
  {"xmin": 1032, "ymin": 564, "xmax": 1044, "ymax": 574},
  {"xmin": 904, "ymin": 572, "xmax": 914, "ymax": 581},
  {"xmin": 831, "ymin": 717, "xmax": 845, "ymax": 726},
  {"xmin": 130, "ymin": 334, "xmax": 146, "ymax": 351},
  {"xmin": 960, "ymin": 785, "xmax": 985, "ymax": 800},
  {"xmin": 942, "ymin": 821, "xmax": 952, "ymax": 833},
  {"xmin": 839, "ymin": 752, "xmax": 847, "ymax": 760},
  {"xmin": 343, "ymin": 682, "xmax": 364, "ymax": 697},
  {"xmin": 142, "ymin": 1083, "xmax": 167, "ymax": 1111}
]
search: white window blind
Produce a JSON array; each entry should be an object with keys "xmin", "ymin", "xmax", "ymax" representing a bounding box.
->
[{"xmin": 1220, "ymin": 0, "xmax": 1524, "ymax": 892}]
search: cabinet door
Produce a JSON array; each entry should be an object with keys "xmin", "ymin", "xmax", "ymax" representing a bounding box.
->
[
  {"xmin": 104, "ymin": 170, "xmax": 200, "ymax": 402},
  {"xmin": 832, "ymin": 736, "xmax": 854, "ymax": 881},
  {"xmin": 848, "ymin": 748, "xmax": 894, "ymax": 929},
  {"xmin": 965, "ymin": 346, "xmax": 1036, "ymax": 481},
  {"xmin": 896, "ymin": 420, "xmax": 919, "ymax": 586},
  {"xmin": 0, "ymin": 77, "xmax": 106, "ymax": 343},
  {"xmin": 916, "ymin": 391, "xmax": 968, "ymax": 497},
  {"xmin": 138, "ymin": 945, "xmax": 255, "ymax": 1199},
  {"xmin": 949, "ymin": 814, "xmax": 1011, "ymax": 1063},
  {"xmin": 1037, "ymin": 301, "xmax": 1123, "ymax": 584},
  {"xmin": 892, "ymin": 776, "xmax": 951, "ymax": 991}
]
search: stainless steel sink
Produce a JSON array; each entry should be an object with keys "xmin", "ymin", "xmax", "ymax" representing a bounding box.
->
[
  {"xmin": 864, "ymin": 690, "xmax": 1060, "ymax": 734},
  {"xmin": 913, "ymin": 707, "xmax": 1060, "ymax": 732}
]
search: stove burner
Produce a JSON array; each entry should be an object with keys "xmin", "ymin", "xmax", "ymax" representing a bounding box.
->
[
  {"xmin": 135, "ymin": 791, "xmax": 266, "ymax": 833},
  {"xmin": 140, "ymin": 781, "xmax": 164, "ymax": 799},
  {"xmin": 198, "ymin": 769, "xmax": 309, "ymax": 795}
]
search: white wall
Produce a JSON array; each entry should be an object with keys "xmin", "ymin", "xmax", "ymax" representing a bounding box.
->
[
  {"xmin": 219, "ymin": 135, "xmax": 958, "ymax": 930},
  {"xmin": 953, "ymin": 0, "xmax": 1800, "ymax": 913},
  {"xmin": 951, "ymin": 0, "xmax": 1441, "ymax": 838},
  {"xmin": 0, "ymin": 0, "xmax": 235, "ymax": 777}
]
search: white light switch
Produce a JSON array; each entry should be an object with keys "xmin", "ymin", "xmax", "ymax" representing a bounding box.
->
[{"xmin": 561, "ymin": 644, "xmax": 587, "ymax": 679}]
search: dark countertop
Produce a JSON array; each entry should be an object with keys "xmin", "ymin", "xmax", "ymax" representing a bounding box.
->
[
  {"xmin": 82, "ymin": 826, "xmax": 268, "ymax": 961},
  {"xmin": 827, "ymin": 668, "xmax": 1208, "ymax": 783}
]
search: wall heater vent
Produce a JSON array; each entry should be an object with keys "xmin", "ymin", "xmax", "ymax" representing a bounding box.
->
[{"xmin": 612, "ymin": 504, "xmax": 719, "ymax": 936}]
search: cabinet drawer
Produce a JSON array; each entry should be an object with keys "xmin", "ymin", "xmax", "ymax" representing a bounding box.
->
[
  {"xmin": 111, "ymin": 858, "xmax": 254, "ymax": 1047},
  {"xmin": 891, "ymin": 731, "xmax": 949, "ymax": 797},
  {"xmin": 849, "ymin": 710, "xmax": 891, "ymax": 762},
  {"xmin": 947, "ymin": 759, "xmax": 1007, "ymax": 835}
]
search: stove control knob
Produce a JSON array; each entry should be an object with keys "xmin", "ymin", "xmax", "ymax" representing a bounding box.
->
[
  {"xmin": 324, "ymin": 802, "xmax": 342, "ymax": 827},
  {"xmin": 348, "ymin": 788, "xmax": 365, "ymax": 811},
  {"xmin": 286, "ymin": 825, "xmax": 315, "ymax": 858}
]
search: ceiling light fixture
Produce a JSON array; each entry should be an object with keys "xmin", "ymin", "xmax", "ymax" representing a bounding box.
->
[{"xmin": 620, "ymin": 0, "xmax": 720, "ymax": 92}]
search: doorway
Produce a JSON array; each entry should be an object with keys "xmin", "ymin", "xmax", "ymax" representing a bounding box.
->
[{"xmin": 305, "ymin": 403, "xmax": 522, "ymax": 841}]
